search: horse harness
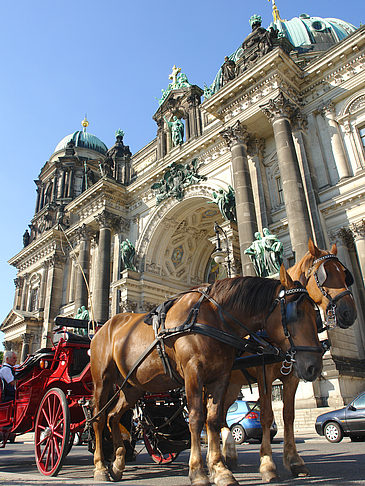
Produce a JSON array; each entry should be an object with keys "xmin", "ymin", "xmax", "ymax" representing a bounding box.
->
[
  {"xmin": 89, "ymin": 283, "xmax": 327, "ymax": 422},
  {"xmin": 307, "ymin": 254, "xmax": 354, "ymax": 329}
]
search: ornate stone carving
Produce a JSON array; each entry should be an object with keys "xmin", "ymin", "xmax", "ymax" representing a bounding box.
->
[
  {"xmin": 120, "ymin": 299, "xmax": 138, "ymax": 313},
  {"xmin": 247, "ymin": 138, "xmax": 265, "ymax": 158},
  {"xmin": 151, "ymin": 159, "xmax": 206, "ymax": 204},
  {"xmin": 95, "ymin": 211, "xmax": 118, "ymax": 230},
  {"xmin": 348, "ymin": 94, "xmax": 365, "ymax": 115},
  {"xmin": 220, "ymin": 120, "xmax": 250, "ymax": 148},
  {"xmin": 211, "ymin": 186, "xmax": 237, "ymax": 223},
  {"xmin": 351, "ymin": 220, "xmax": 365, "ymax": 239},
  {"xmin": 74, "ymin": 224, "xmax": 92, "ymax": 243},
  {"xmin": 334, "ymin": 227, "xmax": 355, "ymax": 250},
  {"xmin": 260, "ymin": 92, "xmax": 298, "ymax": 123}
]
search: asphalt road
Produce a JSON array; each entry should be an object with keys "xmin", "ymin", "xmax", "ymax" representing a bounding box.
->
[{"xmin": 0, "ymin": 433, "xmax": 364, "ymax": 485}]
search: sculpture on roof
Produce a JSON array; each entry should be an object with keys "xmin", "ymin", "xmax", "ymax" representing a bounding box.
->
[
  {"xmin": 242, "ymin": 15, "xmax": 275, "ymax": 57},
  {"xmin": 23, "ymin": 229, "xmax": 30, "ymax": 247},
  {"xmin": 221, "ymin": 56, "xmax": 236, "ymax": 85}
]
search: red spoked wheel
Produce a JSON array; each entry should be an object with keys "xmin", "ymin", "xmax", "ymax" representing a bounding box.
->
[
  {"xmin": 34, "ymin": 388, "xmax": 70, "ymax": 476},
  {"xmin": 142, "ymin": 431, "xmax": 178, "ymax": 464}
]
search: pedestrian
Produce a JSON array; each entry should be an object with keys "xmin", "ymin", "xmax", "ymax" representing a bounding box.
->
[{"xmin": 0, "ymin": 351, "xmax": 17, "ymax": 402}]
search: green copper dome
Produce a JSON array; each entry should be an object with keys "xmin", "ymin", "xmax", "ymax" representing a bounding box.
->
[
  {"xmin": 271, "ymin": 14, "xmax": 357, "ymax": 52},
  {"xmin": 54, "ymin": 130, "xmax": 108, "ymax": 155}
]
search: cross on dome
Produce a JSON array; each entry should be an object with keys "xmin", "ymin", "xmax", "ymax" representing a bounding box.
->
[{"xmin": 169, "ymin": 65, "xmax": 181, "ymax": 85}]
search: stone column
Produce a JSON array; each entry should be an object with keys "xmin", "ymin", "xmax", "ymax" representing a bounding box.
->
[
  {"xmin": 66, "ymin": 169, "xmax": 74, "ymax": 198},
  {"xmin": 20, "ymin": 333, "xmax": 31, "ymax": 362},
  {"xmin": 38, "ymin": 262, "xmax": 49, "ymax": 311},
  {"xmin": 13, "ymin": 277, "xmax": 23, "ymax": 310},
  {"xmin": 187, "ymin": 94, "xmax": 202, "ymax": 139},
  {"xmin": 261, "ymin": 93, "xmax": 312, "ymax": 260},
  {"xmin": 292, "ymin": 113, "xmax": 326, "ymax": 249},
  {"xmin": 247, "ymin": 138, "xmax": 270, "ymax": 230},
  {"xmin": 74, "ymin": 225, "xmax": 91, "ymax": 315},
  {"xmin": 93, "ymin": 211, "xmax": 115, "ymax": 323},
  {"xmin": 20, "ymin": 274, "xmax": 29, "ymax": 311},
  {"xmin": 350, "ymin": 220, "xmax": 365, "ymax": 287},
  {"xmin": 220, "ymin": 121, "xmax": 257, "ymax": 276},
  {"xmin": 42, "ymin": 253, "xmax": 66, "ymax": 347},
  {"xmin": 321, "ymin": 102, "xmax": 351, "ymax": 180}
]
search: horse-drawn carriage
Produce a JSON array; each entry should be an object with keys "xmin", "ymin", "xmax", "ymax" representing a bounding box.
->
[
  {"xmin": 0, "ymin": 241, "xmax": 357, "ymax": 485},
  {"xmin": 0, "ymin": 317, "xmax": 190, "ymax": 476}
]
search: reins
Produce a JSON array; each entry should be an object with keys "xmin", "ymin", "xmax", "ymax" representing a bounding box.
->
[{"xmin": 88, "ymin": 282, "xmax": 321, "ymax": 423}]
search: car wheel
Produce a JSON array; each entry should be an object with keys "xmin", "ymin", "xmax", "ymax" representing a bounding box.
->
[
  {"xmin": 230, "ymin": 424, "xmax": 246, "ymax": 445},
  {"xmin": 324, "ymin": 422, "xmax": 343, "ymax": 443}
]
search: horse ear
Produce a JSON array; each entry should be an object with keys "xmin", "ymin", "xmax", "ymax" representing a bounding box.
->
[
  {"xmin": 330, "ymin": 243, "xmax": 337, "ymax": 255},
  {"xmin": 280, "ymin": 264, "xmax": 295, "ymax": 289},
  {"xmin": 308, "ymin": 238, "xmax": 321, "ymax": 258}
]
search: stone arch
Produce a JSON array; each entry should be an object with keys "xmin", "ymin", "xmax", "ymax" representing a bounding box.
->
[
  {"xmin": 340, "ymin": 90, "xmax": 365, "ymax": 117},
  {"xmin": 136, "ymin": 183, "xmax": 225, "ymax": 285}
]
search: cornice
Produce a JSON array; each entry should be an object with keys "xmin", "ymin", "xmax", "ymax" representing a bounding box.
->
[{"xmin": 202, "ymin": 48, "xmax": 303, "ymax": 120}]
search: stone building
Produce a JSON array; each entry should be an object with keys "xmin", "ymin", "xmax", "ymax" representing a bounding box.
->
[{"xmin": 2, "ymin": 7, "xmax": 365, "ymax": 408}]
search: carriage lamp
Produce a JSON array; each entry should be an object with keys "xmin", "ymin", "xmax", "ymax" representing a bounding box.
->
[{"xmin": 212, "ymin": 222, "xmax": 232, "ymax": 277}]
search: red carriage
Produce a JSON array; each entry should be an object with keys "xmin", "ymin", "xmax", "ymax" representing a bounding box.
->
[{"xmin": 0, "ymin": 317, "xmax": 190, "ymax": 477}]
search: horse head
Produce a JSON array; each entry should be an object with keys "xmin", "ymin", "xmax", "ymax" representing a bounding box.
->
[
  {"xmin": 266, "ymin": 265, "xmax": 323, "ymax": 382},
  {"xmin": 292, "ymin": 239, "xmax": 357, "ymax": 329}
]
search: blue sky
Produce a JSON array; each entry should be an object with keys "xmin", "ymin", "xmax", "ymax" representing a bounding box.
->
[{"xmin": 0, "ymin": 1, "xmax": 362, "ymax": 350}]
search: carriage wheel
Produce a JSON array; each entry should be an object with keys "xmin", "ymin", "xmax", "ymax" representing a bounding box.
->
[
  {"xmin": 142, "ymin": 431, "xmax": 178, "ymax": 464},
  {"xmin": 34, "ymin": 388, "xmax": 70, "ymax": 476}
]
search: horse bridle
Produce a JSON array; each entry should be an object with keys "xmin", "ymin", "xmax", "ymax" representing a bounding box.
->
[
  {"xmin": 267, "ymin": 286, "xmax": 327, "ymax": 375},
  {"xmin": 308, "ymin": 254, "xmax": 354, "ymax": 329}
]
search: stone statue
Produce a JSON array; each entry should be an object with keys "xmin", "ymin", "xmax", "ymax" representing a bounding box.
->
[
  {"xmin": 221, "ymin": 56, "xmax": 236, "ymax": 85},
  {"xmin": 23, "ymin": 229, "xmax": 30, "ymax": 247},
  {"xmin": 121, "ymin": 239, "xmax": 137, "ymax": 271},
  {"xmin": 244, "ymin": 232, "xmax": 266, "ymax": 277},
  {"xmin": 242, "ymin": 15, "xmax": 273, "ymax": 55},
  {"xmin": 75, "ymin": 305, "xmax": 89, "ymax": 320},
  {"xmin": 261, "ymin": 227, "xmax": 283, "ymax": 275},
  {"xmin": 211, "ymin": 186, "xmax": 237, "ymax": 223},
  {"xmin": 151, "ymin": 160, "xmax": 206, "ymax": 204},
  {"xmin": 164, "ymin": 116, "xmax": 184, "ymax": 146}
]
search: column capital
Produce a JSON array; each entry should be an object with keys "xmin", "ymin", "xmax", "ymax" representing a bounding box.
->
[
  {"xmin": 320, "ymin": 100, "xmax": 336, "ymax": 118},
  {"xmin": 74, "ymin": 224, "xmax": 92, "ymax": 243},
  {"xmin": 291, "ymin": 111, "xmax": 308, "ymax": 132},
  {"xmin": 331, "ymin": 227, "xmax": 355, "ymax": 250},
  {"xmin": 260, "ymin": 92, "xmax": 298, "ymax": 124},
  {"xmin": 95, "ymin": 210, "xmax": 119, "ymax": 230},
  {"xmin": 21, "ymin": 333, "xmax": 32, "ymax": 344},
  {"xmin": 14, "ymin": 277, "xmax": 23, "ymax": 289},
  {"xmin": 220, "ymin": 120, "xmax": 250, "ymax": 149},
  {"xmin": 350, "ymin": 220, "xmax": 365, "ymax": 239},
  {"xmin": 45, "ymin": 253, "xmax": 67, "ymax": 269}
]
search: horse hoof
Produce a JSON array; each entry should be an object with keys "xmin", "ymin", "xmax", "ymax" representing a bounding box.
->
[
  {"xmin": 109, "ymin": 464, "xmax": 124, "ymax": 482},
  {"xmin": 261, "ymin": 471, "xmax": 279, "ymax": 483},
  {"xmin": 189, "ymin": 472, "xmax": 211, "ymax": 486},
  {"xmin": 212, "ymin": 472, "xmax": 239, "ymax": 486},
  {"xmin": 94, "ymin": 469, "xmax": 110, "ymax": 482},
  {"xmin": 291, "ymin": 464, "xmax": 310, "ymax": 477}
]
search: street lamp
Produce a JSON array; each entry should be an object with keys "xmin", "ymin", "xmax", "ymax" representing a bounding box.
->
[{"xmin": 212, "ymin": 222, "xmax": 232, "ymax": 277}]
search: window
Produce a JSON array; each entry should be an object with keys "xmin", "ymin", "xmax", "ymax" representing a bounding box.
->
[
  {"xmin": 359, "ymin": 127, "xmax": 365, "ymax": 150},
  {"xmin": 275, "ymin": 176, "xmax": 284, "ymax": 205},
  {"xmin": 352, "ymin": 392, "xmax": 365, "ymax": 409}
]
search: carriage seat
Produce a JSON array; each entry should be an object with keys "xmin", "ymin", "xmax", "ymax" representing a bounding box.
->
[
  {"xmin": 53, "ymin": 328, "xmax": 91, "ymax": 345},
  {"xmin": 15, "ymin": 348, "xmax": 55, "ymax": 381}
]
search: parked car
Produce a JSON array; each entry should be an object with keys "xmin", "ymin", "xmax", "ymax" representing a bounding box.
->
[
  {"xmin": 315, "ymin": 391, "xmax": 365, "ymax": 443},
  {"xmin": 226, "ymin": 400, "xmax": 277, "ymax": 444}
]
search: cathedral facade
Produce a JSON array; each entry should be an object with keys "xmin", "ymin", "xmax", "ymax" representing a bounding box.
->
[{"xmin": 2, "ymin": 9, "xmax": 365, "ymax": 408}]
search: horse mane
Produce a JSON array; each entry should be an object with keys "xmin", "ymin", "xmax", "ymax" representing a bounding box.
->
[{"xmin": 207, "ymin": 276, "xmax": 281, "ymax": 317}]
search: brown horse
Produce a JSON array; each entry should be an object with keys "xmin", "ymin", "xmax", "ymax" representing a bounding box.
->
[
  {"xmin": 221, "ymin": 239, "xmax": 357, "ymax": 483},
  {"xmin": 90, "ymin": 265, "xmax": 323, "ymax": 486}
]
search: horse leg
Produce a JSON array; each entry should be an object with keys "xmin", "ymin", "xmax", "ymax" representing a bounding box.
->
[
  {"xmin": 107, "ymin": 387, "xmax": 143, "ymax": 481},
  {"xmin": 282, "ymin": 375, "xmax": 310, "ymax": 477},
  {"xmin": 205, "ymin": 381, "xmax": 239, "ymax": 486},
  {"xmin": 221, "ymin": 378, "xmax": 242, "ymax": 469},
  {"xmin": 185, "ymin": 368, "xmax": 210, "ymax": 486},
  {"xmin": 92, "ymin": 380, "xmax": 112, "ymax": 482},
  {"xmin": 258, "ymin": 371, "xmax": 278, "ymax": 483}
]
